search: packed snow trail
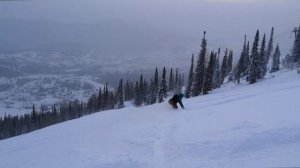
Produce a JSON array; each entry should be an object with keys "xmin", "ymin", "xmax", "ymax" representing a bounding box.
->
[{"xmin": 1, "ymin": 70, "xmax": 300, "ymax": 168}]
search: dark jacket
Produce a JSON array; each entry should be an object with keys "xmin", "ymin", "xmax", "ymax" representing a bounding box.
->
[{"xmin": 170, "ymin": 94, "xmax": 184, "ymax": 109}]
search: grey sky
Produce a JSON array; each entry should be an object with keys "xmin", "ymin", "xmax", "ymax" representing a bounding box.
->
[
  {"xmin": 0, "ymin": 0, "xmax": 300, "ymax": 60},
  {"xmin": 1, "ymin": 0, "xmax": 299, "ymax": 24}
]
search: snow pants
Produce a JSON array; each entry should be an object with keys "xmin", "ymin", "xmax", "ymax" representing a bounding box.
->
[{"xmin": 168, "ymin": 98, "xmax": 178, "ymax": 109}]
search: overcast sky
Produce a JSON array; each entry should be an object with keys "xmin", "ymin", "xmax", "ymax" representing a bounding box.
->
[
  {"xmin": 1, "ymin": 0, "xmax": 299, "ymax": 28},
  {"xmin": 0, "ymin": 0, "xmax": 300, "ymax": 58}
]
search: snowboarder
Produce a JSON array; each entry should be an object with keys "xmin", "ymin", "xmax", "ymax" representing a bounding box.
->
[{"xmin": 168, "ymin": 94, "xmax": 185, "ymax": 109}]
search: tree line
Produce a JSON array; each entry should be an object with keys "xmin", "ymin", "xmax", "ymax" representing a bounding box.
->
[{"xmin": 184, "ymin": 25, "xmax": 300, "ymax": 100}]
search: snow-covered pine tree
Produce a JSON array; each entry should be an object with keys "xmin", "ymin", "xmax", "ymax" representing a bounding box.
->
[
  {"xmin": 124, "ymin": 80, "xmax": 132, "ymax": 101},
  {"xmin": 97, "ymin": 87, "xmax": 102, "ymax": 110},
  {"xmin": 214, "ymin": 54, "xmax": 221, "ymax": 88},
  {"xmin": 270, "ymin": 44, "xmax": 281, "ymax": 73},
  {"xmin": 232, "ymin": 62, "xmax": 239, "ymax": 84},
  {"xmin": 133, "ymin": 81, "xmax": 141, "ymax": 106},
  {"xmin": 124, "ymin": 81, "xmax": 129, "ymax": 101},
  {"xmin": 154, "ymin": 67, "xmax": 159, "ymax": 96},
  {"xmin": 227, "ymin": 50, "xmax": 234, "ymax": 81},
  {"xmin": 193, "ymin": 31, "xmax": 207, "ymax": 96},
  {"xmin": 185, "ymin": 54, "xmax": 194, "ymax": 98},
  {"xmin": 108, "ymin": 92, "xmax": 115, "ymax": 109},
  {"xmin": 245, "ymin": 41, "xmax": 250, "ymax": 78},
  {"xmin": 146, "ymin": 79, "xmax": 152, "ymax": 105},
  {"xmin": 158, "ymin": 67, "xmax": 168, "ymax": 103},
  {"xmin": 227, "ymin": 50, "xmax": 233, "ymax": 75},
  {"xmin": 143, "ymin": 79, "xmax": 149, "ymax": 104},
  {"xmin": 172, "ymin": 69, "xmax": 175, "ymax": 91},
  {"xmin": 258, "ymin": 33, "xmax": 266, "ymax": 78},
  {"xmin": 139, "ymin": 75, "xmax": 145, "ymax": 105},
  {"xmin": 235, "ymin": 59, "xmax": 243, "ymax": 84},
  {"xmin": 177, "ymin": 73, "xmax": 183, "ymax": 93},
  {"xmin": 220, "ymin": 49, "xmax": 228, "ymax": 84},
  {"xmin": 53, "ymin": 104, "xmax": 57, "ymax": 115},
  {"xmin": 117, "ymin": 78, "xmax": 125, "ymax": 109},
  {"xmin": 292, "ymin": 26, "xmax": 300, "ymax": 65},
  {"xmin": 249, "ymin": 30, "xmax": 260, "ymax": 84},
  {"xmin": 240, "ymin": 35, "xmax": 248, "ymax": 75},
  {"xmin": 32, "ymin": 104, "xmax": 37, "ymax": 127},
  {"xmin": 283, "ymin": 54, "xmax": 294, "ymax": 69},
  {"xmin": 181, "ymin": 73, "xmax": 184, "ymax": 88},
  {"xmin": 148, "ymin": 78, "xmax": 156, "ymax": 105},
  {"xmin": 102, "ymin": 83, "xmax": 109, "ymax": 109},
  {"xmin": 203, "ymin": 52, "xmax": 216, "ymax": 95},
  {"xmin": 234, "ymin": 36, "xmax": 248, "ymax": 84},
  {"xmin": 87, "ymin": 93, "xmax": 97, "ymax": 113},
  {"xmin": 264, "ymin": 27, "xmax": 274, "ymax": 75},
  {"xmin": 233, "ymin": 65, "xmax": 239, "ymax": 85},
  {"xmin": 169, "ymin": 68, "xmax": 174, "ymax": 92},
  {"xmin": 174, "ymin": 68, "xmax": 179, "ymax": 90}
]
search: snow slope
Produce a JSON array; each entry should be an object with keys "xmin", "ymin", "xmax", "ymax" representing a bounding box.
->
[{"xmin": 1, "ymin": 70, "xmax": 300, "ymax": 168}]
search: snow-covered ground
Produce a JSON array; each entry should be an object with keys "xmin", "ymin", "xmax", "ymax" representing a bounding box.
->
[
  {"xmin": 0, "ymin": 70, "xmax": 300, "ymax": 168},
  {"xmin": 0, "ymin": 75, "xmax": 103, "ymax": 117}
]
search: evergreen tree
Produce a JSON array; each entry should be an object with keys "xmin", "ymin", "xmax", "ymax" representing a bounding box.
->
[
  {"xmin": 193, "ymin": 31, "xmax": 207, "ymax": 96},
  {"xmin": 124, "ymin": 80, "xmax": 132, "ymax": 101},
  {"xmin": 97, "ymin": 87, "xmax": 102, "ymax": 110},
  {"xmin": 181, "ymin": 74, "xmax": 185, "ymax": 87},
  {"xmin": 102, "ymin": 83, "xmax": 109, "ymax": 109},
  {"xmin": 158, "ymin": 67, "xmax": 168, "ymax": 103},
  {"xmin": 32, "ymin": 104, "xmax": 38, "ymax": 127},
  {"xmin": 235, "ymin": 57, "xmax": 243, "ymax": 84},
  {"xmin": 235, "ymin": 36, "xmax": 248, "ymax": 84},
  {"xmin": 203, "ymin": 52, "xmax": 216, "ymax": 95},
  {"xmin": 154, "ymin": 67, "xmax": 159, "ymax": 94},
  {"xmin": 270, "ymin": 44, "xmax": 281, "ymax": 73},
  {"xmin": 243, "ymin": 39, "xmax": 251, "ymax": 76},
  {"xmin": 245, "ymin": 41, "xmax": 250, "ymax": 76},
  {"xmin": 185, "ymin": 54, "xmax": 194, "ymax": 98},
  {"xmin": 124, "ymin": 81, "xmax": 129, "ymax": 101},
  {"xmin": 240, "ymin": 35, "xmax": 248, "ymax": 75},
  {"xmin": 177, "ymin": 73, "xmax": 182, "ymax": 93},
  {"xmin": 264, "ymin": 27, "xmax": 274, "ymax": 74},
  {"xmin": 107, "ymin": 92, "xmax": 115, "ymax": 109},
  {"xmin": 117, "ymin": 79, "xmax": 125, "ymax": 109},
  {"xmin": 221, "ymin": 49, "xmax": 228, "ymax": 83},
  {"xmin": 174, "ymin": 68, "xmax": 179, "ymax": 90},
  {"xmin": 149, "ymin": 78, "xmax": 157, "ymax": 104},
  {"xmin": 258, "ymin": 33, "xmax": 266, "ymax": 78},
  {"xmin": 143, "ymin": 79, "xmax": 148, "ymax": 104},
  {"xmin": 214, "ymin": 55, "xmax": 221, "ymax": 88},
  {"xmin": 133, "ymin": 81, "xmax": 141, "ymax": 106},
  {"xmin": 249, "ymin": 30, "xmax": 260, "ymax": 84},
  {"xmin": 283, "ymin": 54, "xmax": 294, "ymax": 69},
  {"xmin": 233, "ymin": 62, "xmax": 240, "ymax": 84},
  {"xmin": 227, "ymin": 50, "xmax": 233, "ymax": 75},
  {"xmin": 168, "ymin": 68, "xmax": 174, "ymax": 91},
  {"xmin": 139, "ymin": 75, "xmax": 145, "ymax": 105},
  {"xmin": 292, "ymin": 26, "xmax": 300, "ymax": 65}
]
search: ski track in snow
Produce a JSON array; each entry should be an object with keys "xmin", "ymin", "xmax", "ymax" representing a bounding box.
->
[{"xmin": 1, "ymin": 70, "xmax": 300, "ymax": 168}]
